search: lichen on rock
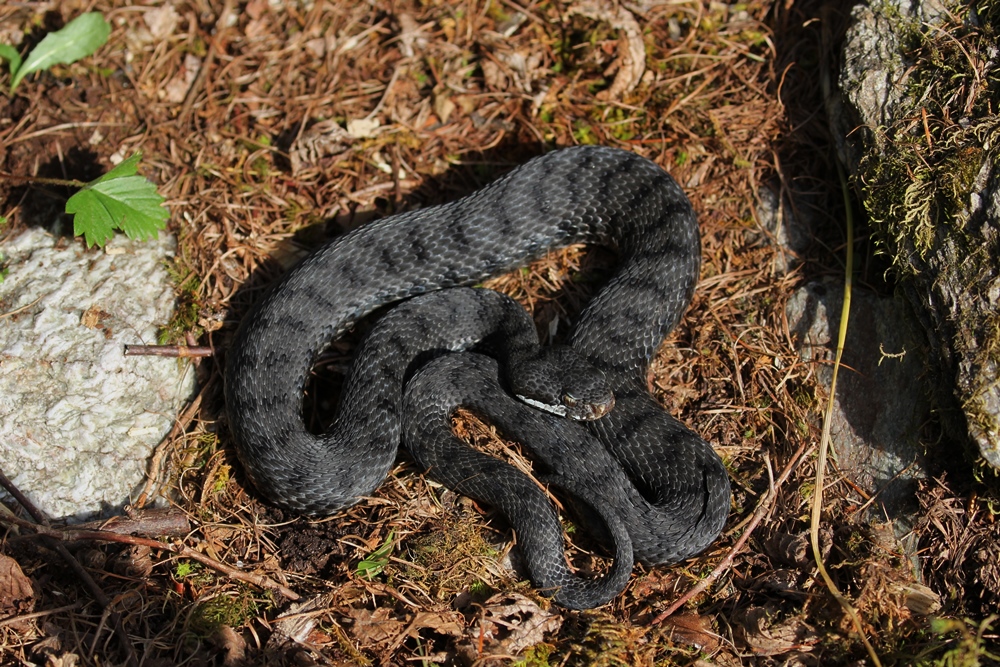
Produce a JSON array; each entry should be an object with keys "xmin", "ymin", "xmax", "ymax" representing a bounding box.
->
[
  {"xmin": 0, "ymin": 228, "xmax": 196, "ymax": 520},
  {"xmin": 833, "ymin": 0, "xmax": 1000, "ymax": 467}
]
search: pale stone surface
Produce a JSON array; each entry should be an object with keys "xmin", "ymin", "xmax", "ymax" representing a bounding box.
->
[
  {"xmin": 786, "ymin": 281, "xmax": 930, "ymax": 521},
  {"xmin": 833, "ymin": 0, "xmax": 1000, "ymax": 467},
  {"xmin": 755, "ymin": 184, "xmax": 932, "ymax": 527},
  {"xmin": 0, "ymin": 228, "xmax": 195, "ymax": 521}
]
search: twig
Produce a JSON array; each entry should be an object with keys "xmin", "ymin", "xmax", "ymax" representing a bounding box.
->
[
  {"xmin": 0, "ymin": 468, "xmax": 140, "ymax": 667},
  {"xmin": 138, "ymin": 381, "xmax": 210, "ymax": 506},
  {"xmin": 0, "ymin": 511, "xmax": 300, "ymax": 602},
  {"xmin": 78, "ymin": 507, "xmax": 192, "ymax": 539},
  {"xmin": 124, "ymin": 344, "xmax": 214, "ymax": 358},
  {"xmin": 5, "ymin": 121, "xmax": 126, "ymax": 145},
  {"xmin": 0, "ymin": 298, "xmax": 42, "ymax": 320},
  {"xmin": 0, "ymin": 602, "xmax": 83, "ymax": 628},
  {"xmin": 649, "ymin": 437, "xmax": 810, "ymax": 625},
  {"xmin": 177, "ymin": 0, "xmax": 236, "ymax": 127},
  {"xmin": 0, "ymin": 170, "xmax": 86, "ymax": 188}
]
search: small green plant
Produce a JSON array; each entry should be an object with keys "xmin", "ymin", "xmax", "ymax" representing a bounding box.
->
[
  {"xmin": 514, "ymin": 643, "xmax": 555, "ymax": 667},
  {"xmin": 188, "ymin": 592, "xmax": 261, "ymax": 636},
  {"xmin": 0, "ymin": 12, "xmax": 110, "ymax": 93},
  {"xmin": 356, "ymin": 530, "xmax": 395, "ymax": 580},
  {"xmin": 174, "ymin": 561, "xmax": 196, "ymax": 578},
  {"xmin": 0, "ymin": 152, "xmax": 169, "ymax": 248},
  {"xmin": 0, "ymin": 14, "xmax": 166, "ymax": 249},
  {"xmin": 65, "ymin": 153, "xmax": 170, "ymax": 247},
  {"xmin": 917, "ymin": 616, "xmax": 1000, "ymax": 666}
]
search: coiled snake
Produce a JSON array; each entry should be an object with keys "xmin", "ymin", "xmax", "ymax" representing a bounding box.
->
[{"xmin": 225, "ymin": 146, "xmax": 731, "ymax": 609}]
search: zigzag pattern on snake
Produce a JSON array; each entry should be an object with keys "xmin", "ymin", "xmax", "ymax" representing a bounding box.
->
[{"xmin": 224, "ymin": 145, "xmax": 732, "ymax": 609}]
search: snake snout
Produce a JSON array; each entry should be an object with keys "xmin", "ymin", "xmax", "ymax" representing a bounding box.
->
[
  {"xmin": 563, "ymin": 392, "xmax": 615, "ymax": 421},
  {"xmin": 512, "ymin": 345, "xmax": 616, "ymax": 421}
]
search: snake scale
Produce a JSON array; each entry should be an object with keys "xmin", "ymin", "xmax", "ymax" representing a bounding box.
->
[{"xmin": 225, "ymin": 145, "xmax": 731, "ymax": 609}]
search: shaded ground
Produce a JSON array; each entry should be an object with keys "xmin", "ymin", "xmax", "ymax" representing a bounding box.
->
[{"xmin": 1, "ymin": 0, "xmax": 998, "ymax": 665}]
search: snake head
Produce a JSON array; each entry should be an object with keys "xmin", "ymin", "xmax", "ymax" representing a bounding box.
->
[{"xmin": 510, "ymin": 345, "xmax": 615, "ymax": 421}]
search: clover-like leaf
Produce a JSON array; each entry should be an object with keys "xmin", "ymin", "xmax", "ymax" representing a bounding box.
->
[{"xmin": 65, "ymin": 153, "xmax": 169, "ymax": 248}]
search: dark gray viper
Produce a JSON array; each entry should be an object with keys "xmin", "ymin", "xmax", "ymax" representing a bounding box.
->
[{"xmin": 225, "ymin": 145, "xmax": 731, "ymax": 609}]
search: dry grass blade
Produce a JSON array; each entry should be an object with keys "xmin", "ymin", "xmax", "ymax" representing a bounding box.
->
[{"xmin": 808, "ymin": 160, "xmax": 880, "ymax": 667}]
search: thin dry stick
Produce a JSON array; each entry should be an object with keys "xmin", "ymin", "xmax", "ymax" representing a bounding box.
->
[
  {"xmin": 0, "ymin": 170, "xmax": 87, "ymax": 188},
  {"xmin": 0, "ymin": 469, "xmax": 140, "ymax": 667},
  {"xmin": 0, "ymin": 512, "xmax": 300, "ymax": 602},
  {"xmin": 0, "ymin": 297, "xmax": 41, "ymax": 320},
  {"xmin": 176, "ymin": 0, "xmax": 236, "ymax": 126},
  {"xmin": 124, "ymin": 344, "xmax": 214, "ymax": 357},
  {"xmin": 808, "ymin": 162, "xmax": 881, "ymax": 666},
  {"xmin": 649, "ymin": 436, "xmax": 810, "ymax": 626},
  {"xmin": 0, "ymin": 602, "xmax": 83, "ymax": 628}
]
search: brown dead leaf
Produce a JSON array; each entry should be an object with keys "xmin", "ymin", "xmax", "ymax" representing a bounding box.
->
[
  {"xmin": 661, "ymin": 613, "xmax": 721, "ymax": 652},
  {"xmin": 290, "ymin": 120, "xmax": 352, "ymax": 175},
  {"xmin": 43, "ymin": 654, "xmax": 79, "ymax": 667},
  {"xmin": 0, "ymin": 553, "xmax": 35, "ymax": 622},
  {"xmin": 765, "ymin": 529, "xmax": 831, "ymax": 568},
  {"xmin": 889, "ymin": 581, "xmax": 942, "ymax": 616},
  {"xmin": 481, "ymin": 59, "xmax": 509, "ymax": 91},
  {"xmin": 348, "ymin": 606, "xmax": 405, "ymax": 645},
  {"xmin": 458, "ymin": 593, "xmax": 562, "ymax": 662},
  {"xmin": 211, "ymin": 625, "xmax": 247, "ymax": 667},
  {"xmin": 744, "ymin": 568, "xmax": 807, "ymax": 601},
  {"xmin": 111, "ymin": 544, "xmax": 153, "ymax": 578},
  {"xmin": 381, "ymin": 609, "xmax": 467, "ymax": 657},
  {"xmin": 80, "ymin": 306, "xmax": 110, "ymax": 329},
  {"xmin": 433, "ymin": 91, "xmax": 456, "ymax": 123},
  {"xmin": 568, "ymin": 0, "xmax": 645, "ymax": 100},
  {"xmin": 267, "ymin": 594, "xmax": 336, "ymax": 652},
  {"xmin": 734, "ymin": 606, "xmax": 819, "ymax": 656},
  {"xmin": 408, "ymin": 611, "xmax": 464, "ymax": 638}
]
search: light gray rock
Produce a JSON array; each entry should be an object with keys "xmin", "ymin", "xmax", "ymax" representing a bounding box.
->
[
  {"xmin": 0, "ymin": 228, "xmax": 195, "ymax": 521},
  {"xmin": 786, "ymin": 281, "xmax": 930, "ymax": 522},
  {"xmin": 758, "ymin": 182, "xmax": 932, "ymax": 525},
  {"xmin": 755, "ymin": 184, "xmax": 813, "ymax": 274},
  {"xmin": 832, "ymin": 0, "xmax": 1000, "ymax": 467}
]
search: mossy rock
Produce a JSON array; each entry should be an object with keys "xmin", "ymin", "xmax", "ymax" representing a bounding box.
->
[{"xmin": 832, "ymin": 0, "xmax": 1000, "ymax": 467}]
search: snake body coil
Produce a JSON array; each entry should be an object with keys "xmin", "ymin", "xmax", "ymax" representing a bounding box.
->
[{"xmin": 225, "ymin": 146, "xmax": 731, "ymax": 608}]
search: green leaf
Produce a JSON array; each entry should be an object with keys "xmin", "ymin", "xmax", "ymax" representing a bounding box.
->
[
  {"xmin": 11, "ymin": 13, "xmax": 110, "ymax": 92},
  {"xmin": 65, "ymin": 153, "xmax": 169, "ymax": 248},
  {"xmin": 94, "ymin": 151, "xmax": 141, "ymax": 182},
  {"xmin": 0, "ymin": 44, "xmax": 22, "ymax": 78},
  {"xmin": 355, "ymin": 531, "xmax": 395, "ymax": 581}
]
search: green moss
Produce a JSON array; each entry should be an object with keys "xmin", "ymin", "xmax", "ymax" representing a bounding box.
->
[
  {"xmin": 157, "ymin": 257, "xmax": 202, "ymax": 344},
  {"xmin": 398, "ymin": 511, "xmax": 504, "ymax": 601},
  {"xmin": 515, "ymin": 643, "xmax": 556, "ymax": 667},
  {"xmin": 592, "ymin": 106, "xmax": 642, "ymax": 141},
  {"xmin": 852, "ymin": 2, "xmax": 1000, "ymax": 458},
  {"xmin": 856, "ymin": 2, "xmax": 1000, "ymax": 274},
  {"xmin": 915, "ymin": 617, "xmax": 1000, "ymax": 666},
  {"xmin": 188, "ymin": 590, "xmax": 261, "ymax": 636},
  {"xmin": 572, "ymin": 121, "xmax": 598, "ymax": 145}
]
